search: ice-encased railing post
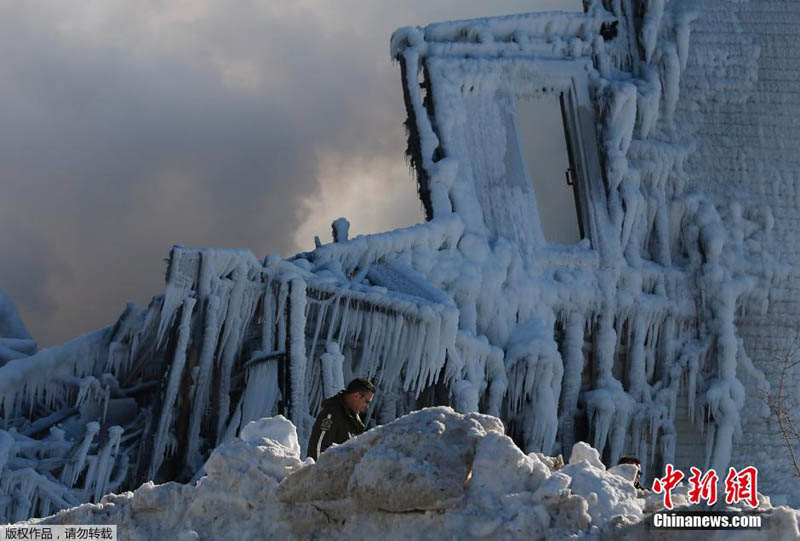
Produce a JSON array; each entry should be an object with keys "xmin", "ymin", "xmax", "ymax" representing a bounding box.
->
[{"xmin": 321, "ymin": 341, "xmax": 345, "ymax": 397}]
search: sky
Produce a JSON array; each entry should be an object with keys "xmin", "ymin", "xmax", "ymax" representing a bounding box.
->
[{"xmin": 0, "ymin": 0, "xmax": 581, "ymax": 347}]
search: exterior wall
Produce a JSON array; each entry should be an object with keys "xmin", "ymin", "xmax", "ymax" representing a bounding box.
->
[
  {"xmin": 672, "ymin": 387, "xmax": 708, "ymax": 479},
  {"xmin": 677, "ymin": 0, "xmax": 800, "ymax": 502}
]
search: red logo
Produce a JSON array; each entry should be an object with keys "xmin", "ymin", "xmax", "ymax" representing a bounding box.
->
[
  {"xmin": 652, "ymin": 464, "xmax": 759, "ymax": 509},
  {"xmin": 724, "ymin": 466, "xmax": 759, "ymax": 508},
  {"xmin": 687, "ymin": 467, "xmax": 719, "ymax": 505},
  {"xmin": 652, "ymin": 464, "xmax": 684, "ymax": 510}
]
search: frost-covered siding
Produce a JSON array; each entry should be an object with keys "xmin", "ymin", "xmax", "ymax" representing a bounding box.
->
[{"xmin": 676, "ymin": 0, "xmax": 800, "ymax": 503}]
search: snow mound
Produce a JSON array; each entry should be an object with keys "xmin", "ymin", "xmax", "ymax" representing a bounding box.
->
[
  {"xmin": 239, "ymin": 415, "xmax": 300, "ymax": 457},
  {"xmin": 569, "ymin": 440, "xmax": 605, "ymax": 470},
  {"xmin": 277, "ymin": 407, "xmax": 503, "ymax": 512},
  {"xmin": 29, "ymin": 408, "xmax": 800, "ymax": 540}
]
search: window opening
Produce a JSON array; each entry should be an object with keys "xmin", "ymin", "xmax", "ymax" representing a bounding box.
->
[{"xmin": 515, "ymin": 94, "xmax": 584, "ymax": 244}]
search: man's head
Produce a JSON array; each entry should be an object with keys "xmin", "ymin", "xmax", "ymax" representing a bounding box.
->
[{"xmin": 343, "ymin": 377, "xmax": 376, "ymax": 414}]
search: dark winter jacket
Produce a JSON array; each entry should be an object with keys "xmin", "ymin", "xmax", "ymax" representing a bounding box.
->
[{"xmin": 307, "ymin": 391, "xmax": 366, "ymax": 460}]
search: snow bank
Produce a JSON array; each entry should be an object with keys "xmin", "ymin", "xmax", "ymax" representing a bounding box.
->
[
  {"xmin": 28, "ymin": 408, "xmax": 798, "ymax": 540},
  {"xmin": 239, "ymin": 415, "xmax": 300, "ymax": 457}
]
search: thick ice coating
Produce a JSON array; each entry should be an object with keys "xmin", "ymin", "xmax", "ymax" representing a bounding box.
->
[{"xmin": 4, "ymin": 0, "xmax": 800, "ymax": 522}]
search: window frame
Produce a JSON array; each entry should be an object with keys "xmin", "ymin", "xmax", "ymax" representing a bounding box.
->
[{"xmin": 421, "ymin": 56, "xmax": 606, "ymax": 255}]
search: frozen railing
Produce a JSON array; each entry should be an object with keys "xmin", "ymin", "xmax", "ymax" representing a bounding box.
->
[{"xmin": 0, "ymin": 246, "xmax": 457, "ymax": 521}]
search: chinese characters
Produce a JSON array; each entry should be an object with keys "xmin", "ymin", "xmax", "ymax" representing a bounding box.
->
[{"xmin": 652, "ymin": 465, "xmax": 758, "ymax": 509}]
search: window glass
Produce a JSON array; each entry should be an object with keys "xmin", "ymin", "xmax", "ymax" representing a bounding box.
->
[{"xmin": 515, "ymin": 95, "xmax": 583, "ymax": 244}]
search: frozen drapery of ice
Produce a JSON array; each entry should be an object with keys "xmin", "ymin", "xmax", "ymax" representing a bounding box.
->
[
  {"xmin": 0, "ymin": 239, "xmax": 462, "ymax": 520},
  {"xmin": 148, "ymin": 296, "xmax": 196, "ymax": 480},
  {"xmin": 300, "ymin": 276, "xmax": 458, "ymax": 426},
  {"xmin": 503, "ymin": 317, "xmax": 563, "ymax": 455}
]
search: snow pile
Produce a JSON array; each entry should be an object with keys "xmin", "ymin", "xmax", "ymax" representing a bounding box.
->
[{"xmin": 29, "ymin": 408, "xmax": 799, "ymax": 540}]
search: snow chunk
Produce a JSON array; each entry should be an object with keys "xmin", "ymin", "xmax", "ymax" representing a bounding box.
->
[
  {"xmin": 569, "ymin": 441, "xmax": 605, "ymax": 470},
  {"xmin": 608, "ymin": 463, "xmax": 639, "ymax": 485},
  {"xmin": 468, "ymin": 431, "xmax": 551, "ymax": 500},
  {"xmin": 561, "ymin": 460, "xmax": 643, "ymax": 528},
  {"xmin": 239, "ymin": 415, "xmax": 300, "ymax": 458}
]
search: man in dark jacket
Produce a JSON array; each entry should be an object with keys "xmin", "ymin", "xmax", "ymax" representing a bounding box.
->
[{"xmin": 308, "ymin": 377, "xmax": 375, "ymax": 460}]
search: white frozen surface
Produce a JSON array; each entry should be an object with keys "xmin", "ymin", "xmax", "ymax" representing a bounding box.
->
[
  {"xmin": 5, "ymin": 0, "xmax": 800, "ymax": 524},
  {"xmin": 27, "ymin": 409, "xmax": 800, "ymax": 540},
  {"xmin": 239, "ymin": 415, "xmax": 300, "ymax": 458},
  {"xmin": 569, "ymin": 441, "xmax": 605, "ymax": 470}
]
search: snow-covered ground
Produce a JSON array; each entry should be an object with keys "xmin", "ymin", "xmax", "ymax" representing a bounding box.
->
[{"xmin": 28, "ymin": 408, "xmax": 800, "ymax": 539}]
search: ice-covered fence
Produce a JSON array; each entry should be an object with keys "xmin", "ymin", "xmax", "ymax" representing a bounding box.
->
[
  {"xmin": 0, "ymin": 244, "xmax": 460, "ymax": 521},
  {"xmin": 302, "ymin": 278, "xmax": 458, "ymax": 429},
  {"xmin": 137, "ymin": 247, "xmax": 459, "ymax": 477}
]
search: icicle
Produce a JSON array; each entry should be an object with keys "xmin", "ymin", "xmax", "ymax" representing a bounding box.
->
[
  {"xmin": 639, "ymin": 0, "xmax": 664, "ymax": 63},
  {"xmin": 184, "ymin": 295, "xmax": 221, "ymax": 470},
  {"xmin": 276, "ymin": 281, "xmax": 289, "ymax": 349},
  {"xmin": 586, "ymin": 389, "xmax": 615, "ymax": 455},
  {"xmin": 0, "ymin": 431, "xmax": 14, "ymax": 478},
  {"xmin": 93, "ymin": 426, "xmax": 123, "ymax": 502},
  {"xmin": 216, "ymin": 264, "xmax": 248, "ymax": 443},
  {"xmin": 261, "ymin": 280, "xmax": 276, "ymax": 352},
  {"xmin": 608, "ymin": 402, "xmax": 632, "ymax": 466},
  {"xmin": 323, "ymin": 290, "xmax": 342, "ymax": 346},
  {"xmin": 148, "ymin": 296, "xmax": 195, "ymax": 480},
  {"xmin": 61, "ymin": 422, "xmax": 100, "ymax": 488},
  {"xmin": 628, "ymin": 316, "xmax": 646, "ymax": 402},
  {"xmin": 558, "ymin": 312, "xmax": 585, "ymax": 455},
  {"xmin": 306, "ymin": 300, "xmax": 329, "ymax": 380},
  {"xmin": 288, "ymin": 279, "xmax": 308, "ymax": 447},
  {"xmin": 485, "ymin": 345, "xmax": 507, "ymax": 417},
  {"xmin": 82, "ymin": 455, "xmax": 98, "ymax": 501}
]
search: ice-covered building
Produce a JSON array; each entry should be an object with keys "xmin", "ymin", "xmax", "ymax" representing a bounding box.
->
[{"xmin": 1, "ymin": 0, "xmax": 798, "ymax": 521}]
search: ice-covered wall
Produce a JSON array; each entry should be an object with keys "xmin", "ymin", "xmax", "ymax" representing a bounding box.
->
[
  {"xmin": 388, "ymin": 0, "xmax": 789, "ymax": 501},
  {"xmin": 674, "ymin": 0, "xmax": 800, "ymax": 504}
]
